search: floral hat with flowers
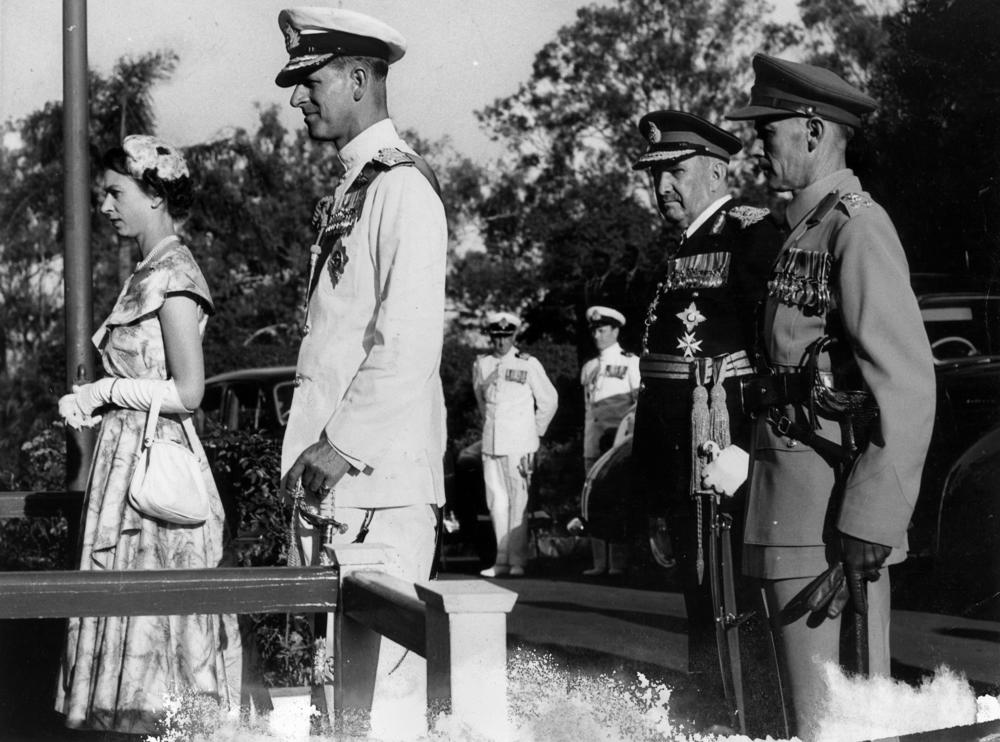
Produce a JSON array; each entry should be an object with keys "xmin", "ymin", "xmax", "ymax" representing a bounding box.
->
[{"xmin": 122, "ymin": 135, "xmax": 189, "ymax": 183}]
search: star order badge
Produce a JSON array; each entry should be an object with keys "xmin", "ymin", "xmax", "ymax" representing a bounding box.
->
[
  {"xmin": 327, "ymin": 244, "xmax": 349, "ymax": 287},
  {"xmin": 676, "ymin": 302, "xmax": 706, "ymax": 332}
]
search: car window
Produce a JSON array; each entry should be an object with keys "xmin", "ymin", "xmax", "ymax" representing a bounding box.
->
[
  {"xmin": 921, "ymin": 295, "xmax": 1000, "ymax": 362},
  {"xmin": 199, "ymin": 384, "xmax": 224, "ymax": 423},
  {"xmin": 274, "ymin": 380, "xmax": 296, "ymax": 426}
]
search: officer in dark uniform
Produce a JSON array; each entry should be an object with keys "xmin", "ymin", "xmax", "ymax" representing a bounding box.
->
[
  {"xmin": 630, "ymin": 111, "xmax": 783, "ymax": 683},
  {"xmin": 726, "ymin": 56, "xmax": 936, "ymax": 738}
]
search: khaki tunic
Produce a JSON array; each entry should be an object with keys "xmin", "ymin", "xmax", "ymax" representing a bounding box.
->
[{"xmin": 744, "ymin": 169, "xmax": 936, "ymax": 578}]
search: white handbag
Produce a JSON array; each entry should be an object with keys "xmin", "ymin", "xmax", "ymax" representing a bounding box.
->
[{"xmin": 128, "ymin": 386, "xmax": 211, "ymax": 525}]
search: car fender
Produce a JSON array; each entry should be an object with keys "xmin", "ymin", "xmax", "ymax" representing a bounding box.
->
[{"xmin": 934, "ymin": 424, "xmax": 1000, "ymax": 560}]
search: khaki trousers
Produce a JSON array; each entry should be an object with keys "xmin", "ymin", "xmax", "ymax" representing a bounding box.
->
[{"xmin": 762, "ymin": 569, "xmax": 892, "ymax": 741}]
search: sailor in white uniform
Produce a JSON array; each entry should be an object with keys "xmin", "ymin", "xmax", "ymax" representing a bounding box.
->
[
  {"xmin": 580, "ymin": 305, "xmax": 640, "ymax": 575},
  {"xmin": 473, "ymin": 312, "xmax": 558, "ymax": 577}
]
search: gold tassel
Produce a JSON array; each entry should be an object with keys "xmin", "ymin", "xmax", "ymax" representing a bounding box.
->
[
  {"xmin": 691, "ymin": 361, "xmax": 710, "ymax": 584},
  {"xmin": 709, "ymin": 358, "xmax": 732, "ymax": 450}
]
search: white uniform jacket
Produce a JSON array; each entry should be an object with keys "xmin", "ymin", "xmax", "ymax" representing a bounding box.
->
[
  {"xmin": 474, "ymin": 347, "xmax": 558, "ymax": 457},
  {"xmin": 281, "ymin": 119, "xmax": 448, "ymax": 508},
  {"xmin": 580, "ymin": 343, "xmax": 640, "ymax": 433}
]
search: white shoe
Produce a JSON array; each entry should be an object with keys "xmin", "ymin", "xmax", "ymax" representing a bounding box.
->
[
  {"xmin": 582, "ymin": 566, "xmax": 607, "ymax": 576},
  {"xmin": 479, "ymin": 565, "xmax": 509, "ymax": 578},
  {"xmin": 508, "ymin": 566, "xmax": 525, "ymax": 577}
]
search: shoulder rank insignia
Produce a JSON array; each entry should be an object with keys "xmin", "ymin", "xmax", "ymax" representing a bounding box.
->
[
  {"xmin": 515, "ymin": 351, "xmax": 532, "ymax": 360},
  {"xmin": 840, "ymin": 192, "xmax": 874, "ymax": 211},
  {"xmin": 709, "ymin": 211, "xmax": 726, "ymax": 235},
  {"xmin": 372, "ymin": 147, "xmax": 415, "ymax": 170},
  {"xmin": 727, "ymin": 205, "xmax": 770, "ymax": 228}
]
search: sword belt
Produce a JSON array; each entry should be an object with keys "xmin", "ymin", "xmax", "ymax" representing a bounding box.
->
[{"xmin": 640, "ymin": 350, "xmax": 755, "ymax": 381}]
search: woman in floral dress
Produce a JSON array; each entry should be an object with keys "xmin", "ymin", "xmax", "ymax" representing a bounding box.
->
[{"xmin": 56, "ymin": 135, "xmax": 240, "ymax": 735}]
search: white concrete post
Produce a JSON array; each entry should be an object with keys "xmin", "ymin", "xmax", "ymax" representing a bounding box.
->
[
  {"xmin": 328, "ymin": 544, "xmax": 388, "ymax": 728},
  {"xmin": 415, "ymin": 580, "xmax": 518, "ymax": 740}
]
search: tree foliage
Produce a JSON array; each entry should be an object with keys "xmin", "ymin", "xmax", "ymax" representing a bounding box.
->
[
  {"xmin": 866, "ymin": 0, "xmax": 1000, "ymax": 274},
  {"xmin": 453, "ymin": 0, "xmax": 796, "ymax": 352}
]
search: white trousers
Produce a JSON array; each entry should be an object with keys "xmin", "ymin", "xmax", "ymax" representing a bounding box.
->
[
  {"xmin": 482, "ymin": 453, "xmax": 530, "ymax": 568},
  {"xmin": 297, "ymin": 503, "xmax": 438, "ymax": 739}
]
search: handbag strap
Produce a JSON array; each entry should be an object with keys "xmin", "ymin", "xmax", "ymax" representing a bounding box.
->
[
  {"xmin": 141, "ymin": 385, "xmax": 166, "ymax": 448},
  {"xmin": 139, "ymin": 385, "xmax": 201, "ymax": 459}
]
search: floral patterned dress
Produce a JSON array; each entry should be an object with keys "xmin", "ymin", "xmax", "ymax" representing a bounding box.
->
[{"xmin": 56, "ymin": 239, "xmax": 241, "ymax": 734}]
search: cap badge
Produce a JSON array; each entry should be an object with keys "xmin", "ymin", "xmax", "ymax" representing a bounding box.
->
[
  {"xmin": 283, "ymin": 24, "xmax": 301, "ymax": 52},
  {"xmin": 646, "ymin": 121, "xmax": 661, "ymax": 144}
]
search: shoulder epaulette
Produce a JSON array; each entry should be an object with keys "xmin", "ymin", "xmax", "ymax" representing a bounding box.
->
[
  {"xmin": 515, "ymin": 351, "xmax": 532, "ymax": 360},
  {"xmin": 838, "ymin": 192, "xmax": 875, "ymax": 213},
  {"xmin": 623, "ymin": 351, "xmax": 636, "ymax": 357},
  {"xmin": 371, "ymin": 147, "xmax": 416, "ymax": 170},
  {"xmin": 727, "ymin": 205, "xmax": 770, "ymax": 229}
]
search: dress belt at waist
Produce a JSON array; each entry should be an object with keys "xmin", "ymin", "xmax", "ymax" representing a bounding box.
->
[
  {"xmin": 640, "ymin": 349, "xmax": 754, "ymax": 381},
  {"xmin": 769, "ymin": 364, "xmax": 836, "ymax": 388}
]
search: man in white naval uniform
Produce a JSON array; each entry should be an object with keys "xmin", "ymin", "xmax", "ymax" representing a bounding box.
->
[
  {"xmin": 579, "ymin": 305, "xmax": 640, "ymax": 575},
  {"xmin": 274, "ymin": 7, "xmax": 447, "ymax": 734},
  {"xmin": 473, "ymin": 312, "xmax": 558, "ymax": 578}
]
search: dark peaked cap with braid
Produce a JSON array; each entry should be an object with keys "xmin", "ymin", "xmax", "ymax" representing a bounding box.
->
[{"xmin": 631, "ymin": 110, "xmax": 742, "ymax": 171}]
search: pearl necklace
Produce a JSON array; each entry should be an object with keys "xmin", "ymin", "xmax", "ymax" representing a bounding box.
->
[{"xmin": 136, "ymin": 235, "xmax": 180, "ymax": 271}]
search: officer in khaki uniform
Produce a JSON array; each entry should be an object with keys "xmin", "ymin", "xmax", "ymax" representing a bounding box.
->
[
  {"xmin": 474, "ymin": 312, "xmax": 558, "ymax": 577},
  {"xmin": 580, "ymin": 305, "xmax": 640, "ymax": 575},
  {"xmin": 629, "ymin": 111, "xmax": 782, "ymax": 684},
  {"xmin": 726, "ymin": 55, "xmax": 936, "ymax": 738},
  {"xmin": 274, "ymin": 7, "xmax": 447, "ymax": 734}
]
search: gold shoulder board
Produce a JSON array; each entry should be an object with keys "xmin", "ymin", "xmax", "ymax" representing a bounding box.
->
[
  {"xmin": 839, "ymin": 192, "xmax": 874, "ymax": 211},
  {"xmin": 727, "ymin": 205, "xmax": 770, "ymax": 228},
  {"xmin": 372, "ymin": 148, "xmax": 415, "ymax": 169}
]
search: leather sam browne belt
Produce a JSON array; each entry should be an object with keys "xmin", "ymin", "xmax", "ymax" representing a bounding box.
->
[
  {"xmin": 739, "ymin": 337, "xmax": 880, "ymax": 465},
  {"xmin": 640, "ymin": 350, "xmax": 755, "ymax": 381}
]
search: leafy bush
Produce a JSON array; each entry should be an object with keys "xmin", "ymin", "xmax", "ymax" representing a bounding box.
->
[
  {"xmin": 0, "ymin": 424, "xmax": 71, "ymax": 570},
  {"xmin": 199, "ymin": 423, "xmax": 316, "ymax": 687}
]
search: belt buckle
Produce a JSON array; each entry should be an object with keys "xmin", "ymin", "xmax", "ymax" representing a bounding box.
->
[{"xmin": 768, "ymin": 408, "xmax": 792, "ymax": 436}]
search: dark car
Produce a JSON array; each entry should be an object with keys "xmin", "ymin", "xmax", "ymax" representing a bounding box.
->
[
  {"xmin": 583, "ymin": 273, "xmax": 1000, "ymax": 608},
  {"xmin": 196, "ymin": 365, "xmax": 298, "ymax": 436}
]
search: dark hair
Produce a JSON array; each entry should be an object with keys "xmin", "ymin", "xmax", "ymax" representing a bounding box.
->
[
  {"xmin": 331, "ymin": 54, "xmax": 389, "ymax": 82},
  {"xmin": 99, "ymin": 145, "xmax": 193, "ymax": 220}
]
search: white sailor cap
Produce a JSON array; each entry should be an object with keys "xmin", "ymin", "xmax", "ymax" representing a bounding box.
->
[
  {"xmin": 586, "ymin": 306, "xmax": 626, "ymax": 328},
  {"xmin": 275, "ymin": 7, "xmax": 407, "ymax": 88},
  {"xmin": 484, "ymin": 311, "xmax": 521, "ymax": 336}
]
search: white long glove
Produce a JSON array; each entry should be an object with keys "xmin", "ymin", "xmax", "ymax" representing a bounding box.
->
[
  {"xmin": 699, "ymin": 441, "xmax": 749, "ymax": 497},
  {"xmin": 58, "ymin": 377, "xmax": 189, "ymax": 430}
]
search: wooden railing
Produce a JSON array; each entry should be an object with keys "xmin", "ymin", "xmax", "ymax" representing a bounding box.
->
[
  {"xmin": 0, "ymin": 492, "xmax": 517, "ymax": 740},
  {"xmin": 0, "ymin": 490, "xmax": 83, "ymax": 520}
]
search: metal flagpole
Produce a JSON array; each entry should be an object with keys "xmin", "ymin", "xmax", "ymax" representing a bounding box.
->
[{"xmin": 63, "ymin": 0, "xmax": 95, "ymax": 492}]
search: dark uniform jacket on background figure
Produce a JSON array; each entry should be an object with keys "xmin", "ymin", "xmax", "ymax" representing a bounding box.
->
[
  {"xmin": 632, "ymin": 197, "xmax": 783, "ymax": 520},
  {"xmin": 743, "ymin": 169, "xmax": 936, "ymax": 579}
]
